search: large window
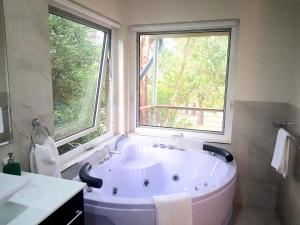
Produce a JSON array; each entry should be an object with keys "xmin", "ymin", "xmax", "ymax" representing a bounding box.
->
[
  {"xmin": 137, "ymin": 29, "xmax": 232, "ymax": 134},
  {"xmin": 49, "ymin": 8, "xmax": 112, "ymax": 154}
]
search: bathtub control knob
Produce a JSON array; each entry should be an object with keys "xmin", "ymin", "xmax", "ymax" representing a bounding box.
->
[
  {"xmin": 143, "ymin": 179, "xmax": 150, "ymax": 187},
  {"xmin": 168, "ymin": 145, "xmax": 174, "ymax": 149},
  {"xmin": 172, "ymin": 174, "xmax": 179, "ymax": 181},
  {"xmin": 112, "ymin": 187, "xmax": 118, "ymax": 195},
  {"xmin": 160, "ymin": 144, "xmax": 166, "ymax": 148},
  {"xmin": 153, "ymin": 143, "xmax": 158, "ymax": 148}
]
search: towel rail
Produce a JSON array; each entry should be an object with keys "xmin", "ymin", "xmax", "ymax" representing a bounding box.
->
[
  {"xmin": 273, "ymin": 121, "xmax": 300, "ymax": 149},
  {"xmin": 31, "ymin": 118, "xmax": 51, "ymax": 145}
]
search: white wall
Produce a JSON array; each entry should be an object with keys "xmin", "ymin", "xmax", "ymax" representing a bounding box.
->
[
  {"xmin": 122, "ymin": 0, "xmax": 297, "ymax": 103},
  {"xmin": 70, "ymin": 0, "xmax": 123, "ymax": 22}
]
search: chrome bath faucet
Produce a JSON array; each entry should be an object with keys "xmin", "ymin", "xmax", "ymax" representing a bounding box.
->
[{"xmin": 113, "ymin": 134, "xmax": 128, "ymax": 151}]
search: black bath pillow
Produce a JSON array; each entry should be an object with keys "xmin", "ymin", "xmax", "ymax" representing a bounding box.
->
[
  {"xmin": 79, "ymin": 163, "xmax": 103, "ymax": 188},
  {"xmin": 203, "ymin": 144, "xmax": 234, "ymax": 162}
]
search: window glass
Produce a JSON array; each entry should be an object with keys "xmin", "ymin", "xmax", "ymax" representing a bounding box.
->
[
  {"xmin": 49, "ymin": 12, "xmax": 110, "ymax": 141},
  {"xmin": 138, "ymin": 31, "xmax": 231, "ymax": 133},
  {"xmin": 57, "ymin": 63, "xmax": 111, "ymax": 155}
]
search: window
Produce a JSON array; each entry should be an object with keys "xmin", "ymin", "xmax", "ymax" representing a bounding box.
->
[
  {"xmin": 137, "ymin": 28, "xmax": 233, "ymax": 135},
  {"xmin": 49, "ymin": 7, "xmax": 112, "ymax": 154}
]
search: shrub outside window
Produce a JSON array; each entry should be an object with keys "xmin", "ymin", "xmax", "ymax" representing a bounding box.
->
[
  {"xmin": 137, "ymin": 29, "xmax": 231, "ymax": 134},
  {"xmin": 49, "ymin": 7, "xmax": 112, "ymax": 154}
]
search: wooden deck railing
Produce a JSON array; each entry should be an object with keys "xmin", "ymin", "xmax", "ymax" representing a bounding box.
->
[{"xmin": 139, "ymin": 105, "xmax": 224, "ymax": 131}]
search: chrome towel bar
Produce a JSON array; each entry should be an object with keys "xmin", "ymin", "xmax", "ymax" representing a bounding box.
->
[{"xmin": 273, "ymin": 121, "xmax": 300, "ymax": 149}]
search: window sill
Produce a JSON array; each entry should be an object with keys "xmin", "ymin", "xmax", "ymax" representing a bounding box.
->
[
  {"xmin": 134, "ymin": 127, "xmax": 231, "ymax": 144},
  {"xmin": 58, "ymin": 133, "xmax": 118, "ymax": 172}
]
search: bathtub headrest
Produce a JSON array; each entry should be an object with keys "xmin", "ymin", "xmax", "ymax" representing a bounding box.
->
[
  {"xmin": 203, "ymin": 144, "xmax": 234, "ymax": 162},
  {"xmin": 79, "ymin": 163, "xmax": 103, "ymax": 188}
]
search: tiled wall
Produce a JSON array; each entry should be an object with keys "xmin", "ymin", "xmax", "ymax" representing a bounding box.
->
[
  {"xmin": 0, "ymin": 0, "xmax": 53, "ymax": 170},
  {"xmin": 276, "ymin": 104, "xmax": 300, "ymax": 225},
  {"xmin": 231, "ymin": 101, "xmax": 288, "ymax": 209}
]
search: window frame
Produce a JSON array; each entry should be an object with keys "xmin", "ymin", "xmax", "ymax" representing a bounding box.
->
[
  {"xmin": 48, "ymin": 6, "xmax": 114, "ymax": 147},
  {"xmin": 131, "ymin": 20, "xmax": 239, "ymax": 143}
]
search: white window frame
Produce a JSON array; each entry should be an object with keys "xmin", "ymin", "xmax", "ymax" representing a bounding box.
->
[
  {"xmin": 48, "ymin": 0, "xmax": 121, "ymax": 156},
  {"xmin": 129, "ymin": 20, "xmax": 239, "ymax": 143}
]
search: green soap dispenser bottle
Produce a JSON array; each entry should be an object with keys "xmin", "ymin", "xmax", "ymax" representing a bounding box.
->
[{"xmin": 3, "ymin": 152, "xmax": 21, "ymax": 176}]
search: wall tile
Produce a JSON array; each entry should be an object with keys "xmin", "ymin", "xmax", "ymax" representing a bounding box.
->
[
  {"xmin": 276, "ymin": 104, "xmax": 300, "ymax": 225},
  {"xmin": 231, "ymin": 101, "xmax": 288, "ymax": 209},
  {"xmin": 235, "ymin": 178, "xmax": 278, "ymax": 209},
  {"xmin": 230, "ymin": 205, "xmax": 281, "ymax": 225},
  {"xmin": 0, "ymin": 0, "xmax": 53, "ymax": 171}
]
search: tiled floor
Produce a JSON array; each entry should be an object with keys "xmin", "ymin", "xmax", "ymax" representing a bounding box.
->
[{"xmin": 229, "ymin": 205, "xmax": 281, "ymax": 225}]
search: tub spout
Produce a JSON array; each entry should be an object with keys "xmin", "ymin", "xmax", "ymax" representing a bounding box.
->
[{"xmin": 114, "ymin": 134, "xmax": 128, "ymax": 151}]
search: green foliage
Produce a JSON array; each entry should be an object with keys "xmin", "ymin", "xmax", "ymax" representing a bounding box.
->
[{"xmin": 157, "ymin": 36, "xmax": 228, "ymax": 108}]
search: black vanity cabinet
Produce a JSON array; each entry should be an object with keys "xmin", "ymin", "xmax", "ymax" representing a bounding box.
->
[{"xmin": 40, "ymin": 190, "xmax": 84, "ymax": 225}]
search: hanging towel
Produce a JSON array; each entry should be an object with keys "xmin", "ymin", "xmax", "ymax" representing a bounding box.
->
[
  {"xmin": 0, "ymin": 107, "xmax": 4, "ymax": 133},
  {"xmin": 271, "ymin": 128, "xmax": 291, "ymax": 178},
  {"xmin": 153, "ymin": 192, "xmax": 193, "ymax": 225},
  {"xmin": 30, "ymin": 136, "xmax": 61, "ymax": 178}
]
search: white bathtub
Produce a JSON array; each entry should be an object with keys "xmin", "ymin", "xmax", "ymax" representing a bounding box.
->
[{"xmin": 83, "ymin": 140, "xmax": 237, "ymax": 225}]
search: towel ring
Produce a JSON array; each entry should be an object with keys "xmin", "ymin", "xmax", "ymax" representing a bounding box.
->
[{"xmin": 31, "ymin": 119, "xmax": 51, "ymax": 145}]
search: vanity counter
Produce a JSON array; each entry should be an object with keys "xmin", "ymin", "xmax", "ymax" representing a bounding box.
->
[{"xmin": 0, "ymin": 172, "xmax": 86, "ymax": 225}]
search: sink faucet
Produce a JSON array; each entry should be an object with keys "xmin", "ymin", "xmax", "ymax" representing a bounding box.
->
[{"xmin": 113, "ymin": 134, "xmax": 128, "ymax": 151}]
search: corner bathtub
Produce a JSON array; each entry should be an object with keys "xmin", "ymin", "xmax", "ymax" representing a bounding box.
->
[{"xmin": 84, "ymin": 141, "xmax": 237, "ymax": 225}]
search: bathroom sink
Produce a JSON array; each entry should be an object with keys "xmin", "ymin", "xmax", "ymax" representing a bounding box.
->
[{"xmin": 0, "ymin": 173, "xmax": 31, "ymax": 205}]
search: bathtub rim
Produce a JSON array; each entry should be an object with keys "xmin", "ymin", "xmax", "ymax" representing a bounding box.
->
[{"xmin": 84, "ymin": 173, "xmax": 236, "ymax": 211}]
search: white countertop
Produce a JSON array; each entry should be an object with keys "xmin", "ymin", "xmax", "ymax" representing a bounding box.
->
[{"xmin": 0, "ymin": 172, "xmax": 86, "ymax": 225}]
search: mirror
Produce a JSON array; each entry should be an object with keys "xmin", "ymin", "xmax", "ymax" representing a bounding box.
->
[{"xmin": 0, "ymin": 0, "xmax": 12, "ymax": 147}]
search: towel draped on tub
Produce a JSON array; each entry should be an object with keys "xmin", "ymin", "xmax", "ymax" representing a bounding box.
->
[{"xmin": 153, "ymin": 192, "xmax": 193, "ymax": 225}]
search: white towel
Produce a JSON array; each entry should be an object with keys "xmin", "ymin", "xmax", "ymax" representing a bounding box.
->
[
  {"xmin": 153, "ymin": 192, "xmax": 193, "ymax": 225},
  {"xmin": 271, "ymin": 128, "xmax": 291, "ymax": 178},
  {"xmin": 0, "ymin": 107, "xmax": 4, "ymax": 133},
  {"xmin": 30, "ymin": 136, "xmax": 61, "ymax": 178}
]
